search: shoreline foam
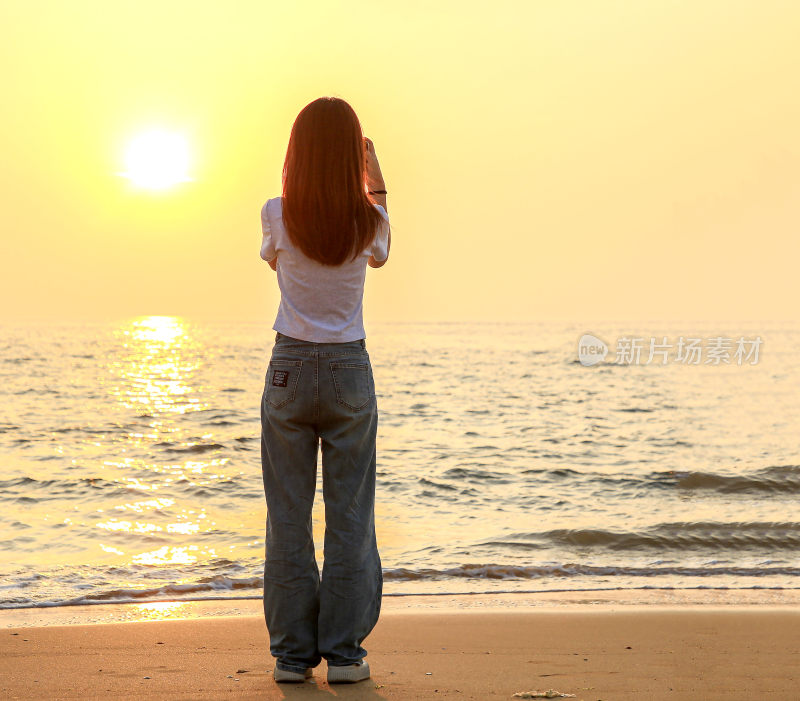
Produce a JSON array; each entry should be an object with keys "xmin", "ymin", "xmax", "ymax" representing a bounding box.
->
[{"xmin": 3, "ymin": 586, "xmax": 800, "ymax": 628}]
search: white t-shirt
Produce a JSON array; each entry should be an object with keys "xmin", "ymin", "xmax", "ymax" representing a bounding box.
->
[{"xmin": 260, "ymin": 197, "xmax": 390, "ymax": 343}]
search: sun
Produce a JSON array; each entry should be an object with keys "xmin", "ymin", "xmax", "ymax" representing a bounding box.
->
[{"xmin": 122, "ymin": 129, "xmax": 192, "ymax": 190}]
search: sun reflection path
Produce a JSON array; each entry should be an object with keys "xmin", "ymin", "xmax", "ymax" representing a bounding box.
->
[
  {"xmin": 132, "ymin": 545, "xmax": 202, "ymax": 566},
  {"xmin": 134, "ymin": 601, "xmax": 194, "ymax": 621},
  {"xmin": 131, "ymin": 315, "xmax": 185, "ymax": 344},
  {"xmin": 107, "ymin": 316, "xmax": 207, "ymax": 416},
  {"xmin": 95, "ymin": 316, "xmax": 226, "ymax": 586}
]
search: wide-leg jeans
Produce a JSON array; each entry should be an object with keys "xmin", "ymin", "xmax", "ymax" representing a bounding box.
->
[{"xmin": 260, "ymin": 331, "xmax": 383, "ymax": 674}]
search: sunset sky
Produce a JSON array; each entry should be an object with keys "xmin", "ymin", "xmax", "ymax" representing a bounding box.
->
[{"xmin": 1, "ymin": 1, "xmax": 798, "ymax": 323}]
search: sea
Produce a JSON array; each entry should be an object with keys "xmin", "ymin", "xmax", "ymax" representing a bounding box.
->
[{"xmin": 2, "ymin": 318, "xmax": 799, "ymax": 624}]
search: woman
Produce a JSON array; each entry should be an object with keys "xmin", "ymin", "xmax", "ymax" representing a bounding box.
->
[{"xmin": 258, "ymin": 96, "xmax": 390, "ymax": 685}]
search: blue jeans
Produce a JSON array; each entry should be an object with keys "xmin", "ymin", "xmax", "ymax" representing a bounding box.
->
[{"xmin": 260, "ymin": 331, "xmax": 383, "ymax": 674}]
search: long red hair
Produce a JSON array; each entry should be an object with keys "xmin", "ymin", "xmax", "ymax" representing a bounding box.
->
[{"xmin": 281, "ymin": 97, "xmax": 384, "ymax": 266}]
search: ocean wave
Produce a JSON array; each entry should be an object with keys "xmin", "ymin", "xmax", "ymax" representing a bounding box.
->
[
  {"xmin": 418, "ymin": 477, "xmax": 458, "ymax": 491},
  {"xmin": 441, "ymin": 467, "xmax": 513, "ymax": 482},
  {"xmin": 0, "ymin": 575, "xmax": 263, "ymax": 609},
  {"xmin": 0, "ymin": 475, "xmax": 124, "ymax": 496},
  {"xmin": 516, "ymin": 465, "xmax": 800, "ymax": 495},
  {"xmin": 157, "ymin": 442, "xmax": 226, "ymax": 454},
  {"xmin": 537, "ymin": 521, "xmax": 800, "ymax": 550},
  {"xmin": 3, "ymin": 564, "xmax": 799, "ymax": 611},
  {"xmin": 667, "ymin": 465, "xmax": 800, "ymax": 493},
  {"xmin": 382, "ymin": 562, "xmax": 800, "ymax": 581}
]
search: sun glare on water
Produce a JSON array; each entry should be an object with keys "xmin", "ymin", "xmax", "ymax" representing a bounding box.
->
[{"xmin": 121, "ymin": 129, "xmax": 192, "ymax": 189}]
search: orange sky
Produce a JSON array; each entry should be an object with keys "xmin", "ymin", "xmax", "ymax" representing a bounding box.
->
[{"xmin": 1, "ymin": 1, "xmax": 798, "ymax": 323}]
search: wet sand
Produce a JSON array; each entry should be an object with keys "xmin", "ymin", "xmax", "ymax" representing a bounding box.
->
[{"xmin": 1, "ymin": 604, "xmax": 798, "ymax": 700}]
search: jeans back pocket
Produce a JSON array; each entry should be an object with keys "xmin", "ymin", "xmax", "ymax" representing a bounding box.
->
[
  {"xmin": 330, "ymin": 361, "xmax": 372, "ymax": 411},
  {"xmin": 266, "ymin": 359, "xmax": 302, "ymax": 409}
]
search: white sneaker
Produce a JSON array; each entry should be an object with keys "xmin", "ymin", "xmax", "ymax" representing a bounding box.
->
[
  {"xmin": 327, "ymin": 659, "xmax": 371, "ymax": 684},
  {"xmin": 273, "ymin": 666, "xmax": 313, "ymax": 683}
]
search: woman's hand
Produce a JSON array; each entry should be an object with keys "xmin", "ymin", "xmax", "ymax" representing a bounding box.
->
[
  {"xmin": 364, "ymin": 137, "xmax": 387, "ymax": 213},
  {"xmin": 364, "ymin": 137, "xmax": 385, "ymax": 192}
]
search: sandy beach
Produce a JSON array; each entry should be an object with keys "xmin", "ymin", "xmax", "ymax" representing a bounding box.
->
[{"xmin": 2, "ymin": 603, "xmax": 798, "ymax": 700}]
